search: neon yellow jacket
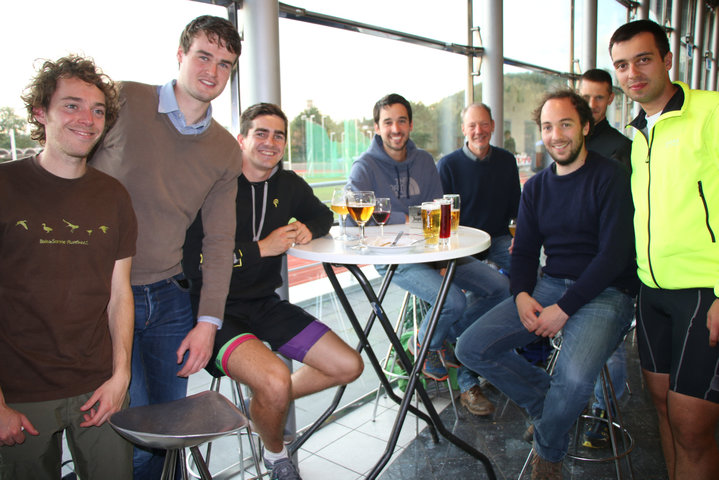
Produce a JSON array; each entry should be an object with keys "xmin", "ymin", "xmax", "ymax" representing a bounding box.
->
[{"xmin": 628, "ymin": 82, "xmax": 719, "ymax": 294}]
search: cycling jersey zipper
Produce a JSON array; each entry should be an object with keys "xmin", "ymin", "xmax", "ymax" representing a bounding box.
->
[{"xmin": 644, "ymin": 131, "xmax": 660, "ymax": 288}]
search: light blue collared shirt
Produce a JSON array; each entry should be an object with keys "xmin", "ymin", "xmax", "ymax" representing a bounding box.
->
[{"xmin": 157, "ymin": 80, "xmax": 213, "ymax": 135}]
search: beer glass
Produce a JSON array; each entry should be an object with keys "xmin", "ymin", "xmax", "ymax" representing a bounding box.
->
[{"xmin": 346, "ymin": 190, "xmax": 375, "ymax": 249}]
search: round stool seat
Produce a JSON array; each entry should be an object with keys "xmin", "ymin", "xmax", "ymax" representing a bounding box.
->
[{"xmin": 110, "ymin": 390, "xmax": 248, "ymax": 451}]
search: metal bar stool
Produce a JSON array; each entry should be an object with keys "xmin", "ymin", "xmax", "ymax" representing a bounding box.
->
[
  {"xmin": 109, "ymin": 391, "xmax": 248, "ymax": 480},
  {"xmin": 186, "ymin": 376, "xmax": 265, "ymax": 480},
  {"xmin": 518, "ymin": 334, "xmax": 634, "ymax": 479}
]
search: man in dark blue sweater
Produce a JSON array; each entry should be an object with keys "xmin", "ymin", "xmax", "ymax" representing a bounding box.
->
[
  {"xmin": 455, "ymin": 90, "xmax": 637, "ymax": 479},
  {"xmin": 436, "ymin": 103, "xmax": 520, "ymax": 270}
]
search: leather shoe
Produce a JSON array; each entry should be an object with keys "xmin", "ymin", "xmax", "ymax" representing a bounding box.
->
[{"xmin": 459, "ymin": 385, "xmax": 495, "ymax": 416}]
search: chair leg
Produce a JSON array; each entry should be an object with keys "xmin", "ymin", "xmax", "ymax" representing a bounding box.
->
[
  {"xmin": 372, "ymin": 291, "xmax": 412, "ymax": 422},
  {"xmin": 599, "ymin": 366, "xmax": 634, "ymax": 479},
  {"xmin": 162, "ymin": 449, "xmax": 179, "ymax": 480},
  {"xmin": 517, "ymin": 447, "xmax": 534, "ymax": 479},
  {"xmin": 185, "ymin": 378, "xmax": 265, "ymax": 480},
  {"xmin": 566, "ymin": 365, "xmax": 634, "ymax": 479},
  {"xmin": 233, "ymin": 380, "xmax": 264, "ymax": 478}
]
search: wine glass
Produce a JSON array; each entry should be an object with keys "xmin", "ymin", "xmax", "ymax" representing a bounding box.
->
[
  {"xmin": 346, "ymin": 190, "xmax": 375, "ymax": 249},
  {"xmin": 331, "ymin": 188, "xmax": 351, "ymax": 240},
  {"xmin": 373, "ymin": 197, "xmax": 391, "ymax": 238}
]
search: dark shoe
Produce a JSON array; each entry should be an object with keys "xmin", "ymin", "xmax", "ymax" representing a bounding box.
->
[
  {"xmin": 459, "ymin": 385, "xmax": 495, "ymax": 416},
  {"xmin": 422, "ymin": 350, "xmax": 449, "ymax": 381},
  {"xmin": 264, "ymin": 457, "xmax": 302, "ymax": 480},
  {"xmin": 441, "ymin": 341, "xmax": 461, "ymax": 368},
  {"xmin": 581, "ymin": 407, "xmax": 609, "ymax": 449},
  {"xmin": 523, "ymin": 424, "xmax": 534, "ymax": 443},
  {"xmin": 530, "ymin": 451, "xmax": 563, "ymax": 480}
]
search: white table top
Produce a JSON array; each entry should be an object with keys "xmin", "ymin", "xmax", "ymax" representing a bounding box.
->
[{"xmin": 288, "ymin": 224, "xmax": 490, "ymax": 265}]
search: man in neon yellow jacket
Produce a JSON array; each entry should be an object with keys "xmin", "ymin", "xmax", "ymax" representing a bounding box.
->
[{"xmin": 611, "ymin": 19, "xmax": 719, "ymax": 480}]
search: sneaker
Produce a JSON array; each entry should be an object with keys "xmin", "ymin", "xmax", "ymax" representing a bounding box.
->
[
  {"xmin": 581, "ymin": 407, "xmax": 609, "ymax": 449},
  {"xmin": 264, "ymin": 457, "xmax": 302, "ymax": 480},
  {"xmin": 522, "ymin": 424, "xmax": 534, "ymax": 443},
  {"xmin": 422, "ymin": 350, "xmax": 449, "ymax": 380},
  {"xmin": 441, "ymin": 341, "xmax": 461, "ymax": 368},
  {"xmin": 459, "ymin": 385, "xmax": 495, "ymax": 416},
  {"xmin": 530, "ymin": 451, "xmax": 562, "ymax": 480}
]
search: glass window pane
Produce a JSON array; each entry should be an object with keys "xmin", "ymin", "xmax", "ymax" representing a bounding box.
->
[
  {"xmin": 0, "ymin": 0, "xmax": 232, "ymax": 129},
  {"xmin": 501, "ymin": 0, "xmax": 571, "ymax": 72},
  {"xmin": 274, "ymin": 18, "xmax": 468, "ymax": 181}
]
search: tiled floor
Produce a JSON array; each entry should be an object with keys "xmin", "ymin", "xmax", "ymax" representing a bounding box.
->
[
  {"xmin": 62, "ymin": 269, "xmax": 683, "ymax": 479},
  {"xmin": 186, "ymin": 327, "xmax": 672, "ymax": 480},
  {"xmin": 178, "ymin": 270, "xmax": 676, "ymax": 480}
]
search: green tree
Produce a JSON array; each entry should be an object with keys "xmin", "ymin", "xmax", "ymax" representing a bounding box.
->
[{"xmin": 0, "ymin": 106, "xmax": 37, "ymax": 152}]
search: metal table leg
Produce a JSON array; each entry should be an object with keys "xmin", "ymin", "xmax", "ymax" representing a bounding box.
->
[
  {"xmin": 288, "ymin": 263, "xmax": 438, "ymax": 455},
  {"xmin": 302, "ymin": 261, "xmax": 496, "ymax": 479}
]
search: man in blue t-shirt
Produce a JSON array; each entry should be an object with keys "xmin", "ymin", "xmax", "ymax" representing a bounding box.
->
[
  {"xmin": 437, "ymin": 103, "xmax": 521, "ymax": 271},
  {"xmin": 456, "ymin": 90, "xmax": 637, "ymax": 479}
]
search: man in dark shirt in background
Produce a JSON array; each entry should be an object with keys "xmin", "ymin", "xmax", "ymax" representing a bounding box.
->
[
  {"xmin": 456, "ymin": 90, "xmax": 636, "ymax": 479},
  {"xmin": 579, "ymin": 68, "xmax": 632, "ymax": 169},
  {"xmin": 577, "ymin": 68, "xmax": 633, "ymax": 449},
  {"xmin": 437, "ymin": 103, "xmax": 521, "ymax": 271},
  {"xmin": 184, "ymin": 103, "xmax": 363, "ymax": 480}
]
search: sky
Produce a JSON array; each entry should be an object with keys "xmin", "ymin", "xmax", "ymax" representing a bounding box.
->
[{"xmin": 0, "ymin": 0, "xmax": 629, "ymax": 130}]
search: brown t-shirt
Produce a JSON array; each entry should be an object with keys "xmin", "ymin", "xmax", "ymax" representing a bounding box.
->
[{"xmin": 0, "ymin": 157, "xmax": 137, "ymax": 403}]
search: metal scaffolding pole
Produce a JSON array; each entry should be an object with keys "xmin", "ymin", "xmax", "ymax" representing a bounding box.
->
[
  {"xmin": 466, "ymin": 0, "xmax": 474, "ymax": 105},
  {"xmin": 671, "ymin": 0, "xmax": 683, "ymax": 82},
  {"xmin": 692, "ymin": 0, "xmax": 707, "ymax": 89},
  {"xmin": 711, "ymin": 7, "xmax": 719, "ymax": 91}
]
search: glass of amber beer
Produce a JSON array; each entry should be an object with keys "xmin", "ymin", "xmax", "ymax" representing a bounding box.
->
[
  {"xmin": 331, "ymin": 188, "xmax": 352, "ymax": 240},
  {"xmin": 443, "ymin": 194, "xmax": 460, "ymax": 235},
  {"xmin": 421, "ymin": 201, "xmax": 440, "ymax": 247},
  {"xmin": 346, "ymin": 190, "xmax": 375, "ymax": 249}
]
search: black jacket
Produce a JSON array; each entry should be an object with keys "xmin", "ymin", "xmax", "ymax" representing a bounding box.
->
[
  {"xmin": 586, "ymin": 118, "xmax": 632, "ymax": 171},
  {"xmin": 184, "ymin": 168, "xmax": 333, "ymax": 300}
]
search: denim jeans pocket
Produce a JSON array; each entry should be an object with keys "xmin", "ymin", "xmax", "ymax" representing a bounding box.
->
[{"xmin": 170, "ymin": 273, "xmax": 190, "ymax": 293}]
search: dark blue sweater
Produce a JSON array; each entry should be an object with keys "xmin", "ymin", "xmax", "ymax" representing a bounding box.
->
[
  {"xmin": 437, "ymin": 145, "xmax": 520, "ymax": 237},
  {"xmin": 510, "ymin": 152, "xmax": 637, "ymax": 316}
]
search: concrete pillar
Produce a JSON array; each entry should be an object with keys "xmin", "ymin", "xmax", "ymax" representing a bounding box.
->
[
  {"xmin": 583, "ymin": 0, "xmax": 598, "ymax": 70},
  {"xmin": 242, "ymin": 0, "xmax": 281, "ymax": 106},
  {"xmin": 481, "ymin": 0, "xmax": 503, "ymax": 146}
]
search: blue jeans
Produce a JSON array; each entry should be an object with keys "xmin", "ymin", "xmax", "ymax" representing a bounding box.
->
[
  {"xmin": 455, "ymin": 275, "xmax": 633, "ymax": 462},
  {"xmin": 593, "ymin": 342, "xmax": 627, "ymax": 412},
  {"xmin": 130, "ymin": 273, "xmax": 193, "ymax": 480},
  {"xmin": 377, "ymin": 256, "xmax": 510, "ymax": 392},
  {"xmin": 488, "ymin": 234, "xmax": 512, "ymax": 271}
]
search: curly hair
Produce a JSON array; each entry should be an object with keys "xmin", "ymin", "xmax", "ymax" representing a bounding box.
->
[{"xmin": 21, "ymin": 55, "xmax": 119, "ymax": 144}]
